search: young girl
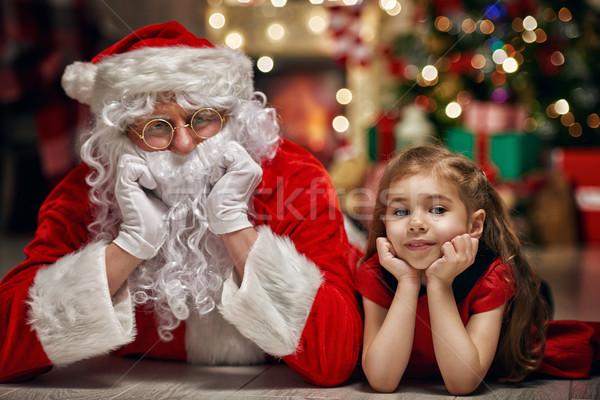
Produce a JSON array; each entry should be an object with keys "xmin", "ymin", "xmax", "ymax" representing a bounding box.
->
[{"xmin": 358, "ymin": 145, "xmax": 599, "ymax": 395}]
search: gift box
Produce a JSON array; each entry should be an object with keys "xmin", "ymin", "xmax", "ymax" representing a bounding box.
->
[
  {"xmin": 490, "ymin": 133, "xmax": 541, "ymax": 180},
  {"xmin": 552, "ymin": 148, "xmax": 600, "ymax": 243},
  {"xmin": 367, "ymin": 113, "xmax": 397, "ymax": 162},
  {"xmin": 463, "ymin": 101, "xmax": 528, "ymax": 135},
  {"xmin": 445, "ymin": 127, "xmax": 541, "ymax": 181}
]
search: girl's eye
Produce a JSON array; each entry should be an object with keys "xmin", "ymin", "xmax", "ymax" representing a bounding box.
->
[
  {"xmin": 393, "ymin": 209, "xmax": 410, "ymax": 217},
  {"xmin": 431, "ymin": 206, "xmax": 446, "ymax": 215}
]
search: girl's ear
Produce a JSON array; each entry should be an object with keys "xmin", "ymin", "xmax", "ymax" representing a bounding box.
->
[{"xmin": 469, "ymin": 209, "xmax": 486, "ymax": 239}]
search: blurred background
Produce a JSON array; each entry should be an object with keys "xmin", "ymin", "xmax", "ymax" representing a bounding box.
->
[{"xmin": 1, "ymin": 0, "xmax": 600, "ymax": 250}]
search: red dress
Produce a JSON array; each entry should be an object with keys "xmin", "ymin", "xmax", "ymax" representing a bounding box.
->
[{"xmin": 357, "ymin": 251, "xmax": 600, "ymax": 379}]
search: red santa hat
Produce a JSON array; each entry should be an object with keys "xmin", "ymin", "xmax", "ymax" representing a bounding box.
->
[{"xmin": 61, "ymin": 21, "xmax": 254, "ymax": 112}]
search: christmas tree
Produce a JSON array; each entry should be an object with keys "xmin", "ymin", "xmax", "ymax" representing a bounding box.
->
[{"xmin": 385, "ymin": 0, "xmax": 600, "ymax": 146}]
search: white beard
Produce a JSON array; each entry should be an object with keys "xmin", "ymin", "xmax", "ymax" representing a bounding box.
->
[
  {"xmin": 126, "ymin": 128, "xmax": 265, "ymax": 364},
  {"xmin": 128, "ymin": 130, "xmax": 236, "ymax": 341}
]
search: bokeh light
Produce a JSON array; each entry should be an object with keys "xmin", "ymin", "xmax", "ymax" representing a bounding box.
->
[{"xmin": 445, "ymin": 102, "xmax": 462, "ymax": 118}]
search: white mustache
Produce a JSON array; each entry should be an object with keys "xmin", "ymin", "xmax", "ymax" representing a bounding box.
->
[{"xmin": 135, "ymin": 130, "xmax": 232, "ymax": 206}]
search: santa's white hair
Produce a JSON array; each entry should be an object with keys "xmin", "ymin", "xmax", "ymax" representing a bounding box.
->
[{"xmin": 79, "ymin": 89, "xmax": 280, "ymax": 340}]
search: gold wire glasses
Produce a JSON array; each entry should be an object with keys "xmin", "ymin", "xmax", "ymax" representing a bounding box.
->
[{"xmin": 130, "ymin": 108, "xmax": 225, "ymax": 150}]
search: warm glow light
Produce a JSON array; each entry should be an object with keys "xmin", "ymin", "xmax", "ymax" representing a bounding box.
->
[
  {"xmin": 208, "ymin": 13, "xmax": 225, "ymax": 29},
  {"xmin": 257, "ymin": 56, "xmax": 274, "ymax": 73},
  {"xmin": 502, "ymin": 57, "xmax": 518, "ymax": 73},
  {"xmin": 522, "ymin": 30, "xmax": 536, "ymax": 43},
  {"xmin": 524, "ymin": 118, "xmax": 538, "ymax": 131},
  {"xmin": 386, "ymin": 1, "xmax": 402, "ymax": 16},
  {"xmin": 435, "ymin": 16, "xmax": 452, "ymax": 32},
  {"xmin": 474, "ymin": 70, "xmax": 485, "ymax": 83},
  {"xmin": 504, "ymin": 44, "xmax": 515, "ymax": 56},
  {"xmin": 422, "ymin": 65, "xmax": 438, "ymax": 81},
  {"xmin": 309, "ymin": 0, "xmax": 324, "ymax": 3},
  {"xmin": 550, "ymin": 51, "xmax": 565, "ymax": 66},
  {"xmin": 271, "ymin": 0, "xmax": 286, "ymax": 7},
  {"xmin": 446, "ymin": 102, "xmax": 462, "ymax": 118},
  {"xmin": 588, "ymin": 113, "xmax": 600, "ymax": 128},
  {"xmin": 267, "ymin": 23, "xmax": 285, "ymax": 41},
  {"xmin": 514, "ymin": 52, "xmax": 525, "ymax": 65},
  {"xmin": 332, "ymin": 115, "xmax": 349, "ymax": 132},
  {"xmin": 360, "ymin": 24, "xmax": 376, "ymax": 42},
  {"xmin": 535, "ymin": 29, "xmax": 547, "ymax": 43},
  {"xmin": 543, "ymin": 8, "xmax": 557, "ymax": 22},
  {"xmin": 546, "ymin": 104, "xmax": 559, "ymax": 118},
  {"xmin": 479, "ymin": 20, "xmax": 495, "ymax": 35},
  {"xmin": 558, "ymin": 7, "xmax": 572, "ymax": 22},
  {"xmin": 511, "ymin": 37, "xmax": 525, "ymax": 51},
  {"xmin": 561, "ymin": 112, "xmax": 575, "ymax": 126},
  {"xmin": 492, "ymin": 49, "xmax": 507, "ymax": 64},
  {"xmin": 404, "ymin": 65, "xmax": 419, "ymax": 80},
  {"xmin": 225, "ymin": 32, "xmax": 244, "ymax": 49},
  {"xmin": 379, "ymin": 0, "xmax": 397, "ymax": 11},
  {"xmin": 491, "ymin": 71, "xmax": 506, "ymax": 86},
  {"xmin": 555, "ymin": 99, "xmax": 570, "ymax": 114},
  {"xmin": 512, "ymin": 18, "xmax": 524, "ymax": 32},
  {"xmin": 523, "ymin": 15, "xmax": 538, "ymax": 31},
  {"xmin": 462, "ymin": 18, "xmax": 476, "ymax": 33},
  {"xmin": 414, "ymin": 95, "xmax": 430, "ymax": 110},
  {"xmin": 336, "ymin": 88, "xmax": 353, "ymax": 105},
  {"xmin": 471, "ymin": 53, "xmax": 487, "ymax": 69},
  {"xmin": 308, "ymin": 15, "xmax": 327, "ymax": 33},
  {"xmin": 569, "ymin": 123, "xmax": 582, "ymax": 138},
  {"xmin": 457, "ymin": 90, "xmax": 472, "ymax": 105}
]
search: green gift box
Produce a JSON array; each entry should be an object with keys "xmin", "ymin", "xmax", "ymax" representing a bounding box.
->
[{"xmin": 445, "ymin": 127, "xmax": 541, "ymax": 180}]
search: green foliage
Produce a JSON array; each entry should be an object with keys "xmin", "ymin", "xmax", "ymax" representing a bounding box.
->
[{"xmin": 386, "ymin": 0, "xmax": 600, "ymax": 146}]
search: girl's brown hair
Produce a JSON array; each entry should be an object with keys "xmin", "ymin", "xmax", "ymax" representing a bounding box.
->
[{"xmin": 363, "ymin": 144, "xmax": 550, "ymax": 382}]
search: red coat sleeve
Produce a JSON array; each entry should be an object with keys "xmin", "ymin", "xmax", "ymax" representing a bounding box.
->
[
  {"xmin": 0, "ymin": 164, "xmax": 93, "ymax": 382},
  {"xmin": 252, "ymin": 139, "xmax": 363, "ymax": 386}
]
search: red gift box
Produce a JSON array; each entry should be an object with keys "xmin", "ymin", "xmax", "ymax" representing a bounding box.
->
[
  {"xmin": 462, "ymin": 101, "xmax": 528, "ymax": 135},
  {"xmin": 552, "ymin": 148, "xmax": 600, "ymax": 243}
]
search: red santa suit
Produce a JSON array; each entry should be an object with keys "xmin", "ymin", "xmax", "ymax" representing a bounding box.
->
[
  {"xmin": 0, "ymin": 138, "xmax": 363, "ymax": 385},
  {"xmin": 357, "ymin": 249, "xmax": 600, "ymax": 379}
]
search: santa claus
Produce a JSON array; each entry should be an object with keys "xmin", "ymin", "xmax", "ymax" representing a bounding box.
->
[{"xmin": 0, "ymin": 21, "xmax": 362, "ymax": 385}]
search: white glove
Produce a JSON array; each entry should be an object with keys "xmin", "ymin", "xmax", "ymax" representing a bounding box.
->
[
  {"xmin": 113, "ymin": 154, "xmax": 169, "ymax": 259},
  {"xmin": 206, "ymin": 142, "xmax": 263, "ymax": 235}
]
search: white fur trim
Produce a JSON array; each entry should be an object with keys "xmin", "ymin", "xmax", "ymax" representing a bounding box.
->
[
  {"xmin": 61, "ymin": 61, "xmax": 98, "ymax": 106},
  {"xmin": 219, "ymin": 226, "xmax": 323, "ymax": 357},
  {"xmin": 185, "ymin": 308, "xmax": 265, "ymax": 365},
  {"xmin": 61, "ymin": 46, "xmax": 254, "ymax": 111},
  {"xmin": 27, "ymin": 241, "xmax": 136, "ymax": 367}
]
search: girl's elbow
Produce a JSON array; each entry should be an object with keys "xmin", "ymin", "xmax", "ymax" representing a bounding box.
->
[
  {"xmin": 444, "ymin": 377, "xmax": 483, "ymax": 396},
  {"xmin": 368, "ymin": 379, "xmax": 399, "ymax": 393},
  {"xmin": 363, "ymin": 368, "xmax": 401, "ymax": 393}
]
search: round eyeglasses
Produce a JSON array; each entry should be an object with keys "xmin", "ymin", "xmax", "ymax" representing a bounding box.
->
[{"xmin": 130, "ymin": 108, "xmax": 225, "ymax": 150}]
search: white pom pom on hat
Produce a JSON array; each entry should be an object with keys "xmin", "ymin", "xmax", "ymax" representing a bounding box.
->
[{"xmin": 61, "ymin": 21, "xmax": 254, "ymax": 112}]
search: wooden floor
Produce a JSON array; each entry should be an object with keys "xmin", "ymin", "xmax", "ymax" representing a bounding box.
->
[
  {"xmin": 1, "ymin": 355, "xmax": 599, "ymax": 399},
  {"xmin": 1, "ymin": 234, "xmax": 599, "ymax": 399}
]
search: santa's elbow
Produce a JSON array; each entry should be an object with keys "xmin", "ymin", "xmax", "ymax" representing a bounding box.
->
[
  {"xmin": 305, "ymin": 370, "xmax": 352, "ymax": 387},
  {"xmin": 290, "ymin": 366, "xmax": 352, "ymax": 387}
]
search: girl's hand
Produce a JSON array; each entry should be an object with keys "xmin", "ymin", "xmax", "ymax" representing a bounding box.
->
[
  {"xmin": 426, "ymin": 234, "xmax": 479, "ymax": 286},
  {"xmin": 376, "ymin": 237, "xmax": 422, "ymax": 283}
]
